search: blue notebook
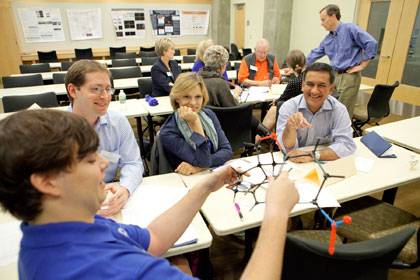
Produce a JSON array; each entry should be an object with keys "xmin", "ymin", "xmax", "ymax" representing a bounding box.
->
[{"xmin": 361, "ymin": 131, "xmax": 397, "ymax": 158}]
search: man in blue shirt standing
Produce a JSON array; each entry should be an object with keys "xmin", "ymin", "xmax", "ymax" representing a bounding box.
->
[
  {"xmin": 0, "ymin": 109, "xmax": 299, "ymax": 279},
  {"xmin": 65, "ymin": 60, "xmax": 143, "ymax": 216},
  {"xmin": 307, "ymin": 4, "xmax": 378, "ymax": 118}
]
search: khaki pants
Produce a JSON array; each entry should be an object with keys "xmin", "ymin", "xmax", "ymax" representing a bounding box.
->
[{"xmin": 334, "ymin": 71, "xmax": 361, "ymax": 118}]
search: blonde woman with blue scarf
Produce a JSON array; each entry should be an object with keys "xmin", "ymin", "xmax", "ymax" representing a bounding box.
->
[{"xmin": 160, "ymin": 72, "xmax": 233, "ymax": 175}]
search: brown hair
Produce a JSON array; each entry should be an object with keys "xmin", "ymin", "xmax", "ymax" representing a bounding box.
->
[
  {"xmin": 196, "ymin": 39, "xmax": 214, "ymax": 61},
  {"xmin": 0, "ymin": 109, "xmax": 99, "ymax": 222},
  {"xmin": 320, "ymin": 4, "xmax": 341, "ymax": 20},
  {"xmin": 286, "ymin": 50, "xmax": 306, "ymax": 75},
  {"xmin": 64, "ymin": 59, "xmax": 110, "ymax": 104},
  {"xmin": 169, "ymin": 72, "xmax": 209, "ymax": 110}
]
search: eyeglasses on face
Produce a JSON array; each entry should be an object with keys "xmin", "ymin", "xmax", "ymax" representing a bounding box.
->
[{"xmin": 78, "ymin": 86, "xmax": 115, "ymax": 96}]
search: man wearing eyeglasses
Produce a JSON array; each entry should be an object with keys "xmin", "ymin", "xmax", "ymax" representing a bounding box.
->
[{"xmin": 65, "ymin": 60, "xmax": 143, "ymax": 216}]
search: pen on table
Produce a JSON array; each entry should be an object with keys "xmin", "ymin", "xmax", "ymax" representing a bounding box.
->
[{"xmin": 234, "ymin": 202, "xmax": 244, "ymax": 221}]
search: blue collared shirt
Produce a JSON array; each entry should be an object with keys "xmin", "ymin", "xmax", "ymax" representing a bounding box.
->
[
  {"xmin": 276, "ymin": 95, "xmax": 356, "ymax": 158},
  {"xmin": 94, "ymin": 111, "xmax": 143, "ymax": 194},
  {"xmin": 307, "ymin": 22, "xmax": 378, "ymax": 71},
  {"xmin": 68, "ymin": 107, "xmax": 143, "ymax": 194},
  {"xmin": 19, "ymin": 216, "xmax": 196, "ymax": 279}
]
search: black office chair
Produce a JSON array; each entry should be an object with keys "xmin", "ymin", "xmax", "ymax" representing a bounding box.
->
[
  {"xmin": 230, "ymin": 43, "xmax": 241, "ymax": 60},
  {"xmin": 182, "ymin": 55, "xmax": 196, "ymax": 63},
  {"xmin": 2, "ymin": 74, "xmax": 44, "ymax": 88},
  {"xmin": 140, "ymin": 51, "xmax": 158, "ymax": 58},
  {"xmin": 115, "ymin": 52, "xmax": 137, "ymax": 59},
  {"xmin": 234, "ymin": 62, "xmax": 241, "ymax": 71},
  {"xmin": 206, "ymin": 103, "xmax": 253, "ymax": 152},
  {"xmin": 141, "ymin": 57, "xmax": 159, "ymax": 66},
  {"xmin": 109, "ymin": 67, "xmax": 142, "ymax": 98},
  {"xmin": 52, "ymin": 73, "xmax": 66, "ymax": 84},
  {"xmin": 61, "ymin": 61, "xmax": 73, "ymax": 71},
  {"xmin": 352, "ymin": 81, "xmax": 399, "ymax": 136},
  {"xmin": 2, "ymin": 92, "xmax": 58, "ymax": 112},
  {"xmin": 228, "ymin": 53, "xmax": 236, "ymax": 62},
  {"xmin": 187, "ymin": 48, "xmax": 196, "ymax": 55},
  {"xmin": 137, "ymin": 77, "xmax": 152, "ymax": 98},
  {"xmin": 140, "ymin": 46, "xmax": 155, "ymax": 52},
  {"xmin": 109, "ymin": 66, "xmax": 142, "ymax": 79},
  {"xmin": 282, "ymin": 227, "xmax": 415, "ymax": 280},
  {"xmin": 109, "ymin": 47, "xmax": 126, "ymax": 59},
  {"xmin": 150, "ymin": 132, "xmax": 173, "ymax": 175},
  {"xmin": 74, "ymin": 48, "xmax": 93, "ymax": 60},
  {"xmin": 37, "ymin": 50, "xmax": 58, "ymax": 63},
  {"xmin": 242, "ymin": 48, "xmax": 252, "ymax": 57},
  {"xmin": 19, "ymin": 63, "xmax": 50, "ymax": 74},
  {"xmin": 174, "ymin": 49, "xmax": 181, "ymax": 56},
  {"xmin": 111, "ymin": 58, "xmax": 137, "ymax": 67},
  {"xmin": 335, "ymin": 196, "xmax": 420, "ymax": 269}
]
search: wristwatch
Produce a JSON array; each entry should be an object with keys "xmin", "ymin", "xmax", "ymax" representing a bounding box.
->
[{"xmin": 314, "ymin": 151, "xmax": 321, "ymax": 161}]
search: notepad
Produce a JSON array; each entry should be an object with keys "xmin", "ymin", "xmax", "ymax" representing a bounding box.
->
[
  {"xmin": 121, "ymin": 186, "xmax": 198, "ymax": 248},
  {"xmin": 361, "ymin": 131, "xmax": 396, "ymax": 158}
]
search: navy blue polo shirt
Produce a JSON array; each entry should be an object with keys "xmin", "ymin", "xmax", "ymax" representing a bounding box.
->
[{"xmin": 19, "ymin": 215, "xmax": 195, "ymax": 279}]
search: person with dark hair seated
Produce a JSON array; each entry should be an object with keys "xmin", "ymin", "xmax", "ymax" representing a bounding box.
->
[
  {"xmin": 276, "ymin": 62, "xmax": 356, "ymax": 163},
  {"xmin": 0, "ymin": 109, "xmax": 299, "ymax": 280},
  {"xmin": 160, "ymin": 72, "xmax": 233, "ymax": 175},
  {"xmin": 261, "ymin": 49, "xmax": 307, "ymax": 132},
  {"xmin": 151, "ymin": 37, "xmax": 182, "ymax": 97}
]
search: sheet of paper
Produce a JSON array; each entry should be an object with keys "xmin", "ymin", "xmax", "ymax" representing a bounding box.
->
[
  {"xmin": 0, "ymin": 221, "xmax": 21, "ymax": 267},
  {"xmin": 294, "ymin": 181, "xmax": 340, "ymax": 209},
  {"xmin": 122, "ymin": 186, "xmax": 197, "ymax": 247},
  {"xmin": 355, "ymin": 156, "xmax": 375, "ymax": 173},
  {"xmin": 67, "ymin": 8, "xmax": 102, "ymax": 40}
]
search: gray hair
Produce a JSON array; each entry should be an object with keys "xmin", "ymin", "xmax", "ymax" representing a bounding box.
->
[{"xmin": 203, "ymin": 45, "xmax": 229, "ymax": 70}]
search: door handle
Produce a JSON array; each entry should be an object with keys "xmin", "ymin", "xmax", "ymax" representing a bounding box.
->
[{"xmin": 381, "ymin": 55, "xmax": 391, "ymax": 59}]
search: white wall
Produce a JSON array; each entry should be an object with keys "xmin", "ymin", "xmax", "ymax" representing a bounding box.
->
[
  {"xmin": 230, "ymin": 0, "xmax": 265, "ymax": 49},
  {"xmin": 289, "ymin": 0, "xmax": 357, "ymax": 62},
  {"xmin": 12, "ymin": 1, "xmax": 211, "ymax": 52}
]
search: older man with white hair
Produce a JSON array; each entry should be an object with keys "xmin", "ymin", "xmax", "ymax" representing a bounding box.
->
[{"xmin": 238, "ymin": 38, "xmax": 282, "ymax": 87}]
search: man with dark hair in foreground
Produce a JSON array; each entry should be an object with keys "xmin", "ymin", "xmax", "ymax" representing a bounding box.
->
[{"xmin": 0, "ymin": 109, "xmax": 298, "ymax": 279}]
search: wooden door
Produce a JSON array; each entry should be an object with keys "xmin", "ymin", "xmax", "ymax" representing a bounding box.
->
[{"xmin": 234, "ymin": 4, "xmax": 245, "ymax": 49}]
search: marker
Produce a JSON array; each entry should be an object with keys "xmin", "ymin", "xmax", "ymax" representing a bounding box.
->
[{"xmin": 234, "ymin": 203, "xmax": 244, "ymax": 221}]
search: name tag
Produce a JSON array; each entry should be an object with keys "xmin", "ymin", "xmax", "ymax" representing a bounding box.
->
[
  {"xmin": 100, "ymin": 150, "xmax": 120, "ymax": 163},
  {"xmin": 166, "ymin": 72, "xmax": 173, "ymax": 77},
  {"xmin": 250, "ymin": 65, "xmax": 258, "ymax": 71}
]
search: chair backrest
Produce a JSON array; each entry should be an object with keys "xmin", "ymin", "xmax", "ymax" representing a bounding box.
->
[
  {"xmin": 234, "ymin": 62, "xmax": 241, "ymax": 71},
  {"xmin": 2, "ymin": 74, "xmax": 44, "ymax": 88},
  {"xmin": 242, "ymin": 48, "xmax": 252, "ymax": 57},
  {"xmin": 228, "ymin": 53, "xmax": 236, "ymax": 62},
  {"xmin": 52, "ymin": 73, "xmax": 66, "ymax": 84},
  {"xmin": 115, "ymin": 52, "xmax": 137, "ymax": 59},
  {"xmin": 141, "ymin": 56, "xmax": 159, "ymax": 66},
  {"xmin": 187, "ymin": 48, "xmax": 196, "ymax": 55},
  {"xmin": 206, "ymin": 103, "xmax": 253, "ymax": 151},
  {"xmin": 111, "ymin": 58, "xmax": 137, "ymax": 67},
  {"xmin": 37, "ymin": 50, "xmax": 58, "ymax": 63},
  {"xmin": 74, "ymin": 48, "xmax": 93, "ymax": 60},
  {"xmin": 230, "ymin": 43, "xmax": 240, "ymax": 60},
  {"xmin": 183, "ymin": 55, "xmax": 196, "ymax": 63},
  {"xmin": 109, "ymin": 66, "xmax": 142, "ymax": 79},
  {"xmin": 109, "ymin": 47, "xmax": 126, "ymax": 59},
  {"xmin": 140, "ymin": 46, "xmax": 155, "ymax": 52},
  {"xmin": 140, "ymin": 51, "xmax": 158, "ymax": 58},
  {"xmin": 61, "ymin": 61, "xmax": 73, "ymax": 71},
  {"xmin": 137, "ymin": 77, "xmax": 153, "ymax": 98},
  {"xmin": 150, "ymin": 132, "xmax": 173, "ymax": 175},
  {"xmin": 282, "ymin": 227, "xmax": 415, "ymax": 280},
  {"xmin": 19, "ymin": 63, "xmax": 50, "ymax": 74},
  {"xmin": 367, "ymin": 81, "xmax": 399, "ymax": 120},
  {"xmin": 2, "ymin": 92, "xmax": 58, "ymax": 112},
  {"xmin": 174, "ymin": 49, "xmax": 181, "ymax": 56}
]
